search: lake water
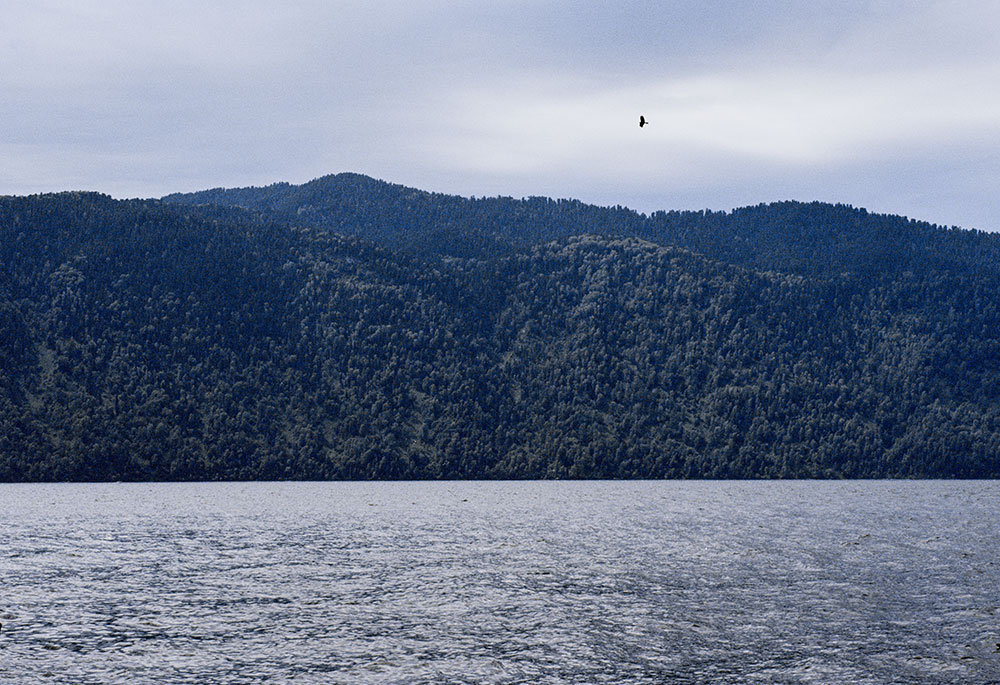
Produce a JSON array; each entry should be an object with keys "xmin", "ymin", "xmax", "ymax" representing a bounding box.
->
[{"xmin": 1, "ymin": 481, "xmax": 998, "ymax": 684}]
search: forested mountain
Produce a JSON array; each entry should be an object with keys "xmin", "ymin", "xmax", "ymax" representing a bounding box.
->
[
  {"xmin": 2, "ymin": 177, "xmax": 999, "ymax": 480},
  {"xmin": 166, "ymin": 173, "xmax": 1000, "ymax": 276}
]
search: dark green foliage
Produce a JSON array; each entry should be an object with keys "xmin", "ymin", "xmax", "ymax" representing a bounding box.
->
[{"xmin": 2, "ymin": 177, "xmax": 999, "ymax": 480}]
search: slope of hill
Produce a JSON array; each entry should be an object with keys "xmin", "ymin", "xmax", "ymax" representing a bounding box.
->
[
  {"xmin": 164, "ymin": 173, "xmax": 647, "ymax": 258},
  {"xmin": 164, "ymin": 173, "xmax": 1000, "ymax": 277},
  {"xmin": 1, "ymin": 181, "xmax": 998, "ymax": 480}
]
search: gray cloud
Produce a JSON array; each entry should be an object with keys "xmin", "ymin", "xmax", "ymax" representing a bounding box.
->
[{"xmin": 1, "ymin": 1, "xmax": 998, "ymax": 230}]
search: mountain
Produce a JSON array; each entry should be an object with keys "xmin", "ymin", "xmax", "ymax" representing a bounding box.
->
[
  {"xmin": 165, "ymin": 173, "xmax": 1000, "ymax": 276},
  {"xmin": 1, "ymin": 177, "xmax": 998, "ymax": 481},
  {"xmin": 164, "ymin": 173, "xmax": 647, "ymax": 259}
]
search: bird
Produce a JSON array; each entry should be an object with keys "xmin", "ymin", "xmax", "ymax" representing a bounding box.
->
[{"xmin": 639, "ymin": 115, "xmax": 648, "ymax": 128}]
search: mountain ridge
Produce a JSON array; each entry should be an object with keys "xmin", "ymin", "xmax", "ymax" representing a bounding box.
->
[
  {"xmin": 163, "ymin": 173, "xmax": 999, "ymax": 277},
  {"xmin": 1, "ymin": 177, "xmax": 998, "ymax": 480}
]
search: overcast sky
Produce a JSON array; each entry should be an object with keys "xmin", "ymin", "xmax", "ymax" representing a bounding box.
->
[{"xmin": 3, "ymin": 1, "xmax": 999, "ymax": 230}]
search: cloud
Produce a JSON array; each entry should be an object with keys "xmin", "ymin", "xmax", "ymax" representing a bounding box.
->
[
  {"xmin": 430, "ymin": 63, "xmax": 1000, "ymax": 175},
  {"xmin": 1, "ymin": 1, "xmax": 999, "ymax": 230}
]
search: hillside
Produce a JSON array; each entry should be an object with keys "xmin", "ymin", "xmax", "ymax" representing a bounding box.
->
[
  {"xmin": 165, "ymin": 173, "xmax": 1000, "ymax": 276},
  {"xmin": 1, "ymin": 180, "xmax": 999, "ymax": 480}
]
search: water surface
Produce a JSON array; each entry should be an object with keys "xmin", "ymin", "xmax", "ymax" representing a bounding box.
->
[{"xmin": 1, "ymin": 481, "xmax": 998, "ymax": 683}]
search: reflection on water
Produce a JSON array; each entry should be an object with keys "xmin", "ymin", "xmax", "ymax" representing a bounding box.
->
[{"xmin": 1, "ymin": 481, "xmax": 999, "ymax": 683}]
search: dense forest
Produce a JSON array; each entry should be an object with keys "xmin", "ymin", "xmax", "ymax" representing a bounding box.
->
[{"xmin": 2, "ymin": 173, "xmax": 999, "ymax": 480}]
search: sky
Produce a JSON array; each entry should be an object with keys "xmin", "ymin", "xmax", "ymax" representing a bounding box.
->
[{"xmin": 3, "ymin": 1, "xmax": 1000, "ymax": 231}]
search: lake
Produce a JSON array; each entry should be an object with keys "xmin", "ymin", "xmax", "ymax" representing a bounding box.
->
[{"xmin": 1, "ymin": 481, "xmax": 998, "ymax": 683}]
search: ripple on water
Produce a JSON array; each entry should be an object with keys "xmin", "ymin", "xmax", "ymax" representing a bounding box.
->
[{"xmin": 1, "ymin": 480, "xmax": 999, "ymax": 684}]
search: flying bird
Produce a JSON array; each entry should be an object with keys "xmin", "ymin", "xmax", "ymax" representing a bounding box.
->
[{"xmin": 639, "ymin": 115, "xmax": 648, "ymax": 128}]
